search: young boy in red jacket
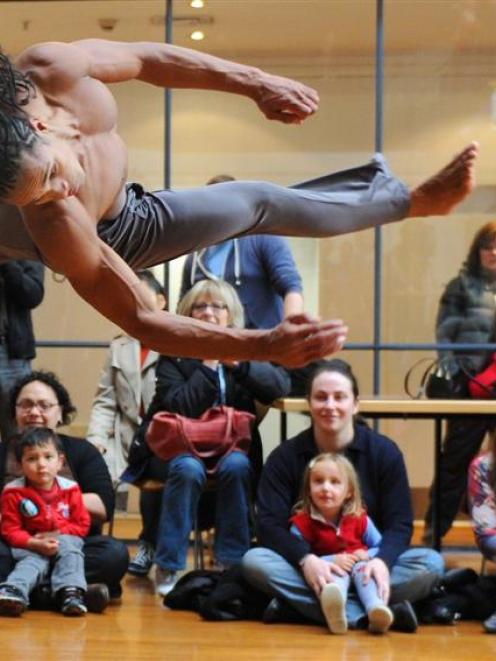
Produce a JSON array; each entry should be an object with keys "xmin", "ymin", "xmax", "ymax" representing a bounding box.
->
[{"xmin": 0, "ymin": 427, "xmax": 91, "ymax": 616}]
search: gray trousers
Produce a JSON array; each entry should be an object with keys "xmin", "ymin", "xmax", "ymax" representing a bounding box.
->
[
  {"xmin": 6, "ymin": 534, "xmax": 86, "ymax": 602},
  {"xmin": 97, "ymin": 155, "xmax": 410, "ymax": 270}
]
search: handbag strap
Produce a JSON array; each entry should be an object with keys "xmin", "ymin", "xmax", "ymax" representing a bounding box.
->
[
  {"xmin": 404, "ymin": 357, "xmax": 437, "ymax": 399},
  {"xmin": 180, "ymin": 406, "xmax": 236, "ymax": 459},
  {"xmin": 406, "ymin": 355, "xmax": 496, "ymax": 400}
]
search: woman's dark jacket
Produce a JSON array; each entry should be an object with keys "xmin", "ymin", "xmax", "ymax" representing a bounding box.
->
[{"xmin": 0, "ymin": 261, "xmax": 44, "ymax": 360}]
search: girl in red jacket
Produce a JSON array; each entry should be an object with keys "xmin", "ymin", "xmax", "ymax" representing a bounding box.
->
[
  {"xmin": 0, "ymin": 427, "xmax": 91, "ymax": 616},
  {"xmin": 291, "ymin": 452, "xmax": 393, "ymax": 634}
]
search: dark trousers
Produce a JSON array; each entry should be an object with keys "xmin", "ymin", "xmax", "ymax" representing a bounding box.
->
[
  {"xmin": 0, "ymin": 535, "xmax": 129, "ymax": 600},
  {"xmin": 424, "ymin": 416, "xmax": 494, "ymax": 537}
]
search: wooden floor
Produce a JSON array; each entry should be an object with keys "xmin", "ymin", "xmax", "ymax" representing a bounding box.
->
[{"xmin": 3, "ymin": 522, "xmax": 496, "ymax": 660}]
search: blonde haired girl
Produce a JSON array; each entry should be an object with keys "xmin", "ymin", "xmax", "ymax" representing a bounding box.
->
[{"xmin": 291, "ymin": 453, "xmax": 393, "ymax": 635}]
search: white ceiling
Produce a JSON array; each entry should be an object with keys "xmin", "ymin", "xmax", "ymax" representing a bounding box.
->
[{"xmin": 1, "ymin": 0, "xmax": 496, "ymax": 60}]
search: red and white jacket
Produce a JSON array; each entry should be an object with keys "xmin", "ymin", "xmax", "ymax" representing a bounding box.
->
[{"xmin": 0, "ymin": 476, "xmax": 91, "ymax": 549}]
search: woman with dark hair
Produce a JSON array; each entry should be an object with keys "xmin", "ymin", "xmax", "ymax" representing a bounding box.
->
[
  {"xmin": 0, "ymin": 370, "xmax": 129, "ymax": 603},
  {"xmin": 242, "ymin": 359, "xmax": 443, "ymax": 632},
  {"xmin": 423, "ymin": 221, "xmax": 496, "ymax": 543}
]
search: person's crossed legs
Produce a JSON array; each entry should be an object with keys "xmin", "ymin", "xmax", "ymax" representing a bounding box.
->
[{"xmin": 242, "ymin": 546, "xmax": 444, "ymax": 629}]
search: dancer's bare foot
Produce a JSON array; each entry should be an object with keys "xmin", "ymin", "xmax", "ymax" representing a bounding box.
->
[{"xmin": 408, "ymin": 141, "xmax": 478, "ymax": 217}]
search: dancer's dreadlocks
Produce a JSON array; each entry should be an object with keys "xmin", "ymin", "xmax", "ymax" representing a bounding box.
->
[{"xmin": 0, "ymin": 50, "xmax": 37, "ymax": 199}]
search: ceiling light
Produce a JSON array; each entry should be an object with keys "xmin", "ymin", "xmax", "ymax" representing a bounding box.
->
[
  {"xmin": 190, "ymin": 0, "xmax": 205, "ymax": 8},
  {"xmin": 190, "ymin": 30, "xmax": 205, "ymax": 41}
]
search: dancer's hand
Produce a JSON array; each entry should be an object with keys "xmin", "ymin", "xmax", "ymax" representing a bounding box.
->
[
  {"xmin": 254, "ymin": 72, "xmax": 319, "ymax": 124},
  {"xmin": 361, "ymin": 558, "xmax": 390, "ymax": 603},
  {"xmin": 265, "ymin": 314, "xmax": 348, "ymax": 368},
  {"xmin": 301, "ymin": 554, "xmax": 346, "ymax": 596}
]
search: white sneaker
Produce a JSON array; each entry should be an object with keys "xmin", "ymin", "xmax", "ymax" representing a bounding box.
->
[
  {"xmin": 368, "ymin": 604, "xmax": 393, "ymax": 634},
  {"xmin": 155, "ymin": 567, "xmax": 178, "ymax": 597},
  {"xmin": 320, "ymin": 583, "xmax": 347, "ymax": 634}
]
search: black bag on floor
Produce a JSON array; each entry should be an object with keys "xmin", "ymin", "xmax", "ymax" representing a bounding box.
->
[{"xmin": 164, "ymin": 566, "xmax": 270, "ymax": 621}]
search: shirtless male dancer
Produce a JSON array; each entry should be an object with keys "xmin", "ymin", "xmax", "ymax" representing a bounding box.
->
[{"xmin": 0, "ymin": 39, "xmax": 478, "ymax": 366}]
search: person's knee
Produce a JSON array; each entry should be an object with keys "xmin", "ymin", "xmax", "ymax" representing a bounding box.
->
[
  {"xmin": 396, "ymin": 547, "xmax": 445, "ymax": 576},
  {"xmin": 350, "ymin": 560, "xmax": 367, "ymax": 577},
  {"xmin": 217, "ymin": 451, "xmax": 251, "ymax": 480},
  {"xmin": 235, "ymin": 181, "xmax": 281, "ymax": 217},
  {"xmin": 418, "ymin": 548, "xmax": 445, "ymax": 575},
  {"xmin": 242, "ymin": 547, "xmax": 274, "ymax": 582},
  {"xmin": 168, "ymin": 455, "xmax": 207, "ymax": 487}
]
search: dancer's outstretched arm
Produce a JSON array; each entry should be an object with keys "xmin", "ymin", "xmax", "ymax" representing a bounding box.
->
[
  {"xmin": 18, "ymin": 39, "xmax": 319, "ymax": 125},
  {"xmin": 21, "ymin": 198, "xmax": 347, "ymax": 367}
]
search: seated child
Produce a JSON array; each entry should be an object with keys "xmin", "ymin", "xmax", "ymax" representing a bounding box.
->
[
  {"xmin": 0, "ymin": 427, "xmax": 92, "ymax": 616},
  {"xmin": 291, "ymin": 452, "xmax": 393, "ymax": 634}
]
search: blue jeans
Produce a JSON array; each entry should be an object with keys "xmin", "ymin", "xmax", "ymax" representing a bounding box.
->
[
  {"xmin": 154, "ymin": 452, "xmax": 252, "ymax": 570},
  {"xmin": 242, "ymin": 547, "xmax": 444, "ymax": 628}
]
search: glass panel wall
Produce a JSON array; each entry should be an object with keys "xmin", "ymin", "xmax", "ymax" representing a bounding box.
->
[
  {"xmin": 382, "ymin": 0, "xmax": 496, "ymax": 494},
  {"xmin": 4, "ymin": 1, "xmax": 493, "ymax": 507}
]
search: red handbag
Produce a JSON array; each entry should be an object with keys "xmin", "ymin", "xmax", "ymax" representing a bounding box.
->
[{"xmin": 145, "ymin": 406, "xmax": 255, "ymax": 474}]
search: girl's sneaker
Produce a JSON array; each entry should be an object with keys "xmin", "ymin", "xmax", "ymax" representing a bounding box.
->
[
  {"xmin": 368, "ymin": 604, "xmax": 393, "ymax": 634},
  {"xmin": 320, "ymin": 583, "xmax": 347, "ymax": 634}
]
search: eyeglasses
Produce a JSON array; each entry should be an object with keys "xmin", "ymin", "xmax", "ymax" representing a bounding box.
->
[
  {"xmin": 191, "ymin": 302, "xmax": 228, "ymax": 313},
  {"xmin": 15, "ymin": 400, "xmax": 59, "ymax": 412}
]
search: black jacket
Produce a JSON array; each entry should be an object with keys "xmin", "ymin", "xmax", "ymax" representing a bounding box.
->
[{"xmin": 0, "ymin": 261, "xmax": 44, "ymax": 360}]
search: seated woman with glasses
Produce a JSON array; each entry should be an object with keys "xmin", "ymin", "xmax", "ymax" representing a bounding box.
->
[
  {"xmin": 126, "ymin": 279, "xmax": 291, "ymax": 597},
  {"xmin": 0, "ymin": 371, "xmax": 129, "ymax": 606}
]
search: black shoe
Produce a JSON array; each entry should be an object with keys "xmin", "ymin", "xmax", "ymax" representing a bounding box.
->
[
  {"xmin": 85, "ymin": 583, "xmax": 110, "ymax": 613},
  {"xmin": 262, "ymin": 597, "xmax": 305, "ymax": 624},
  {"xmin": 29, "ymin": 583, "xmax": 54, "ymax": 611},
  {"xmin": 390, "ymin": 601, "xmax": 418, "ymax": 633},
  {"xmin": 417, "ymin": 591, "xmax": 468, "ymax": 624},
  {"xmin": 440, "ymin": 568, "xmax": 478, "ymax": 592},
  {"xmin": 484, "ymin": 610, "xmax": 496, "ymax": 633},
  {"xmin": 390, "ymin": 572, "xmax": 440, "ymax": 605},
  {"xmin": 0, "ymin": 584, "xmax": 27, "ymax": 616},
  {"xmin": 59, "ymin": 587, "xmax": 87, "ymax": 616}
]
